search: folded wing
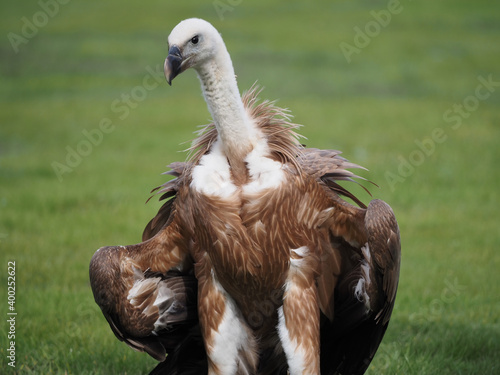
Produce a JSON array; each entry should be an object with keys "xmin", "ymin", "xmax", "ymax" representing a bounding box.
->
[{"xmin": 89, "ymin": 164, "xmax": 200, "ymax": 364}]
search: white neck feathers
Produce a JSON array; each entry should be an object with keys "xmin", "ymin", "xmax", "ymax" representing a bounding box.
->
[{"xmin": 195, "ymin": 46, "xmax": 257, "ymax": 167}]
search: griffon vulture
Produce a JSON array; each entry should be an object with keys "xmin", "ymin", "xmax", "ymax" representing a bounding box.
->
[{"xmin": 90, "ymin": 18, "xmax": 401, "ymax": 375}]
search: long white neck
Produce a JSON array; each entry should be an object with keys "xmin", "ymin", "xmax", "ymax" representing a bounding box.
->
[{"xmin": 195, "ymin": 48, "xmax": 256, "ymax": 182}]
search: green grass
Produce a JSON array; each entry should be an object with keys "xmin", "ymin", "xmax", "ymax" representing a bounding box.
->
[{"xmin": 1, "ymin": 0, "xmax": 499, "ymax": 374}]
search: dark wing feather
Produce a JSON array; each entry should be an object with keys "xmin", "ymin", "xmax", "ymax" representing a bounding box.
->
[
  {"xmin": 143, "ymin": 162, "xmax": 189, "ymax": 241},
  {"xmin": 365, "ymin": 199, "xmax": 401, "ymax": 325},
  {"xmin": 321, "ymin": 199, "xmax": 401, "ymax": 375},
  {"xmin": 300, "ymin": 148, "xmax": 374, "ymax": 208}
]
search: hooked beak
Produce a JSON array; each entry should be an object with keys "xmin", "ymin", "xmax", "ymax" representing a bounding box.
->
[{"xmin": 164, "ymin": 45, "xmax": 183, "ymax": 86}]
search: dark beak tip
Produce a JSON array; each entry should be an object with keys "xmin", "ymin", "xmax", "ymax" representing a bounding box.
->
[{"xmin": 164, "ymin": 50, "xmax": 182, "ymax": 86}]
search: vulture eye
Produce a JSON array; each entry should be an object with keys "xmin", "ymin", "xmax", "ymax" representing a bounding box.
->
[{"xmin": 191, "ymin": 35, "xmax": 199, "ymax": 45}]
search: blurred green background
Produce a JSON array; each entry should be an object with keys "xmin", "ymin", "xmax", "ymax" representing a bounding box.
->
[{"xmin": 1, "ymin": 0, "xmax": 499, "ymax": 374}]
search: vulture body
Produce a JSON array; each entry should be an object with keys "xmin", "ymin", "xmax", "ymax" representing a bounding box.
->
[{"xmin": 90, "ymin": 18, "xmax": 401, "ymax": 375}]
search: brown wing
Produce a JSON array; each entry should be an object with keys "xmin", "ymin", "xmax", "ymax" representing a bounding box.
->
[
  {"xmin": 365, "ymin": 199, "xmax": 401, "ymax": 325},
  {"xmin": 320, "ymin": 199, "xmax": 401, "ymax": 375},
  {"xmin": 299, "ymin": 148, "xmax": 400, "ymax": 374},
  {"xmin": 90, "ymin": 257, "xmax": 198, "ymax": 361},
  {"xmin": 300, "ymin": 147, "xmax": 369, "ymax": 321},
  {"xmin": 89, "ymin": 187, "xmax": 199, "ymax": 363}
]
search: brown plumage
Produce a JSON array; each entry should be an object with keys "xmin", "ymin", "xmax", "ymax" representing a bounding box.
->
[{"xmin": 89, "ymin": 18, "xmax": 401, "ymax": 375}]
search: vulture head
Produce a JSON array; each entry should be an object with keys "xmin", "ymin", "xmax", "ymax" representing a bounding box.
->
[{"xmin": 164, "ymin": 18, "xmax": 228, "ymax": 85}]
